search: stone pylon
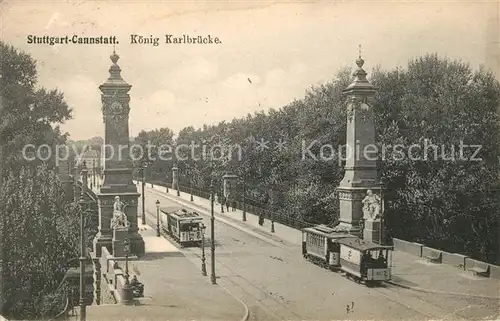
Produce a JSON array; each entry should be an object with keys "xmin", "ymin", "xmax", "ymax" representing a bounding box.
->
[
  {"xmin": 93, "ymin": 50, "xmax": 144, "ymax": 257},
  {"xmin": 171, "ymin": 166, "xmax": 179, "ymax": 190},
  {"xmin": 335, "ymin": 55, "xmax": 381, "ymax": 238}
]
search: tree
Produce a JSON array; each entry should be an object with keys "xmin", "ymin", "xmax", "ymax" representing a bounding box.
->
[
  {"xmin": 0, "ymin": 165, "xmax": 81, "ymax": 319},
  {"xmin": 132, "ymin": 127, "xmax": 174, "ymax": 180},
  {"xmin": 0, "ymin": 42, "xmax": 81, "ymax": 318},
  {"xmin": 0, "ymin": 42, "xmax": 71, "ymax": 173},
  {"xmin": 169, "ymin": 54, "xmax": 500, "ymax": 263},
  {"xmin": 372, "ymin": 54, "xmax": 500, "ymax": 261}
]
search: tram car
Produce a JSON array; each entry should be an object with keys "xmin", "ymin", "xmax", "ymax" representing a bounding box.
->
[
  {"xmin": 160, "ymin": 207, "xmax": 204, "ymax": 246},
  {"xmin": 302, "ymin": 224, "xmax": 358, "ymax": 270},
  {"xmin": 337, "ymin": 237, "xmax": 393, "ymax": 285}
]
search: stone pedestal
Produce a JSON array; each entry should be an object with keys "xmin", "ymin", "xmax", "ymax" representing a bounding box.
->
[
  {"xmin": 363, "ymin": 219, "xmax": 381, "ymax": 243},
  {"xmin": 172, "ymin": 166, "xmax": 179, "ymax": 190},
  {"xmin": 94, "ymin": 192, "xmax": 144, "ymax": 257},
  {"xmin": 112, "ymin": 228, "xmax": 129, "ymax": 258},
  {"xmin": 336, "ymin": 187, "xmax": 381, "ymax": 236},
  {"xmin": 223, "ymin": 174, "xmax": 238, "ymax": 198}
]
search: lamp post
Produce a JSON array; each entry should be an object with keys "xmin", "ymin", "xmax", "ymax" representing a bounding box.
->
[
  {"xmin": 200, "ymin": 223, "xmax": 207, "ymax": 276},
  {"xmin": 141, "ymin": 163, "xmax": 147, "ymax": 226},
  {"xmin": 210, "ymin": 183, "xmax": 216, "ymax": 284},
  {"xmin": 242, "ymin": 177, "xmax": 246, "ymax": 222},
  {"xmin": 123, "ymin": 238, "xmax": 130, "ymax": 285},
  {"xmin": 220, "ymin": 185, "xmax": 224, "ymax": 213},
  {"xmin": 176, "ymin": 167, "xmax": 180, "ymax": 197},
  {"xmin": 92, "ymin": 159, "xmax": 96, "ymax": 189},
  {"xmin": 156, "ymin": 200, "xmax": 161, "ymax": 237},
  {"xmin": 379, "ymin": 180, "xmax": 385, "ymax": 245},
  {"xmin": 78, "ymin": 195, "xmax": 87, "ymax": 321},
  {"xmin": 190, "ymin": 177, "xmax": 194, "ymax": 202}
]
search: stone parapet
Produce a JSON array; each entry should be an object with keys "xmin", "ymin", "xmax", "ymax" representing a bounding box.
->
[
  {"xmin": 393, "ymin": 238, "xmax": 500, "ymax": 279},
  {"xmin": 392, "ymin": 238, "xmax": 423, "ymax": 257}
]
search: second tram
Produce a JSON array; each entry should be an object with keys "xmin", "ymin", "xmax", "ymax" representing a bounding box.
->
[
  {"xmin": 302, "ymin": 224, "xmax": 394, "ymax": 285},
  {"xmin": 160, "ymin": 207, "xmax": 204, "ymax": 246}
]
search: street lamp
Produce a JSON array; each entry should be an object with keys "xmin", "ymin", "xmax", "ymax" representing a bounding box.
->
[
  {"xmin": 200, "ymin": 223, "xmax": 207, "ymax": 276},
  {"xmin": 210, "ymin": 183, "xmax": 216, "ymax": 284},
  {"xmin": 379, "ymin": 179, "xmax": 386, "ymax": 245},
  {"xmin": 220, "ymin": 185, "xmax": 224, "ymax": 213},
  {"xmin": 242, "ymin": 177, "xmax": 247, "ymax": 222},
  {"xmin": 176, "ymin": 171, "xmax": 180, "ymax": 196},
  {"xmin": 78, "ymin": 195, "xmax": 87, "ymax": 321},
  {"xmin": 123, "ymin": 238, "xmax": 130, "ymax": 284},
  {"xmin": 156, "ymin": 200, "xmax": 161, "ymax": 237},
  {"xmin": 141, "ymin": 163, "xmax": 148, "ymax": 226},
  {"xmin": 92, "ymin": 159, "xmax": 96, "ymax": 189},
  {"xmin": 190, "ymin": 177, "xmax": 194, "ymax": 202}
]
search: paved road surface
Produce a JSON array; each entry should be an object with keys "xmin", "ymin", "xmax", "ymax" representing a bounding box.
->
[{"xmin": 142, "ymin": 186, "xmax": 499, "ymax": 321}]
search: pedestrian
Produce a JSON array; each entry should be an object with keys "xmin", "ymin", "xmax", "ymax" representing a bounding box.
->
[{"xmin": 226, "ymin": 193, "xmax": 230, "ymax": 212}]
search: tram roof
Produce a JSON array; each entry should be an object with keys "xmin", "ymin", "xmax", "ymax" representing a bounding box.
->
[
  {"xmin": 160, "ymin": 206, "xmax": 183, "ymax": 214},
  {"xmin": 303, "ymin": 224, "xmax": 358, "ymax": 238},
  {"xmin": 172, "ymin": 209, "xmax": 203, "ymax": 219},
  {"xmin": 337, "ymin": 237, "xmax": 394, "ymax": 251}
]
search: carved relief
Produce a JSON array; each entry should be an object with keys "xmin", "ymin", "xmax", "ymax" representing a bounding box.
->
[
  {"xmin": 98, "ymin": 198, "xmax": 115, "ymax": 206},
  {"xmin": 347, "ymin": 95, "xmax": 374, "ymax": 122},
  {"xmin": 127, "ymin": 198, "xmax": 138, "ymax": 206},
  {"xmin": 337, "ymin": 190, "xmax": 364, "ymax": 200},
  {"xmin": 101, "ymin": 91, "xmax": 131, "ymax": 123}
]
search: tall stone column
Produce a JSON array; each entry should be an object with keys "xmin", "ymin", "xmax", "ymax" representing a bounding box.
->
[
  {"xmin": 93, "ymin": 50, "xmax": 144, "ymax": 257},
  {"xmin": 335, "ymin": 56, "xmax": 381, "ymax": 237},
  {"xmin": 81, "ymin": 161, "xmax": 88, "ymax": 191}
]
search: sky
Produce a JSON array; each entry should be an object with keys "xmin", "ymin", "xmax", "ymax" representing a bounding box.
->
[{"xmin": 1, "ymin": 0, "xmax": 499, "ymax": 141}]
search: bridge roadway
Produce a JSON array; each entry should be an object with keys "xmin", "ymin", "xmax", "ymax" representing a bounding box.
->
[{"xmin": 139, "ymin": 184, "xmax": 499, "ymax": 321}]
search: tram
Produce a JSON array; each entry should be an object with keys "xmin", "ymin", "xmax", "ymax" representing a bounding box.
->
[
  {"xmin": 160, "ymin": 207, "xmax": 204, "ymax": 246},
  {"xmin": 302, "ymin": 224, "xmax": 357, "ymax": 270},
  {"xmin": 302, "ymin": 225, "xmax": 393, "ymax": 285},
  {"xmin": 337, "ymin": 237, "xmax": 393, "ymax": 285}
]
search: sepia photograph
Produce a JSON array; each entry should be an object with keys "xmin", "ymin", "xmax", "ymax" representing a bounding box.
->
[{"xmin": 0, "ymin": 1, "xmax": 499, "ymax": 320}]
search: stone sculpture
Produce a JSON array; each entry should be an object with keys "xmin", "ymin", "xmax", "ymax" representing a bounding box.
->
[
  {"xmin": 111, "ymin": 196, "xmax": 130, "ymax": 229},
  {"xmin": 362, "ymin": 189, "xmax": 381, "ymax": 220}
]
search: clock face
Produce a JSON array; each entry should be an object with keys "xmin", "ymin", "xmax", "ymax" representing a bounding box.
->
[{"xmin": 110, "ymin": 101, "xmax": 123, "ymax": 114}]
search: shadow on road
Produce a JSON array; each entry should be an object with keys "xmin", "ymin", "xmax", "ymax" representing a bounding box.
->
[{"xmin": 140, "ymin": 252, "xmax": 185, "ymax": 261}]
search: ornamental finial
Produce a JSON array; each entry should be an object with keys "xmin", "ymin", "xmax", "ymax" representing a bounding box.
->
[
  {"xmin": 356, "ymin": 44, "xmax": 364, "ymax": 68},
  {"xmin": 110, "ymin": 47, "xmax": 119, "ymax": 64}
]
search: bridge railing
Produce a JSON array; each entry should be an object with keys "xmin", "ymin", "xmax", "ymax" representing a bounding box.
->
[{"xmin": 143, "ymin": 179, "xmax": 316, "ymax": 230}]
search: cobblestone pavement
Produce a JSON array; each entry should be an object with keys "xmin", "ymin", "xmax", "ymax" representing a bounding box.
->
[{"xmin": 99, "ymin": 272, "xmax": 116, "ymax": 305}]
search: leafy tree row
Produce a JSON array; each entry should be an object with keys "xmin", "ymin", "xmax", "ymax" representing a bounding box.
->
[
  {"xmin": 0, "ymin": 42, "xmax": 90, "ymax": 318},
  {"xmin": 134, "ymin": 55, "xmax": 500, "ymax": 263}
]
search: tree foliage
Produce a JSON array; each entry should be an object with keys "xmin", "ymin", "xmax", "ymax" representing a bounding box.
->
[
  {"xmin": 0, "ymin": 165, "xmax": 81, "ymax": 319},
  {"xmin": 0, "ymin": 42, "xmax": 83, "ymax": 318},
  {"xmin": 137, "ymin": 54, "xmax": 500, "ymax": 263},
  {"xmin": 0, "ymin": 42, "xmax": 71, "ymax": 172}
]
